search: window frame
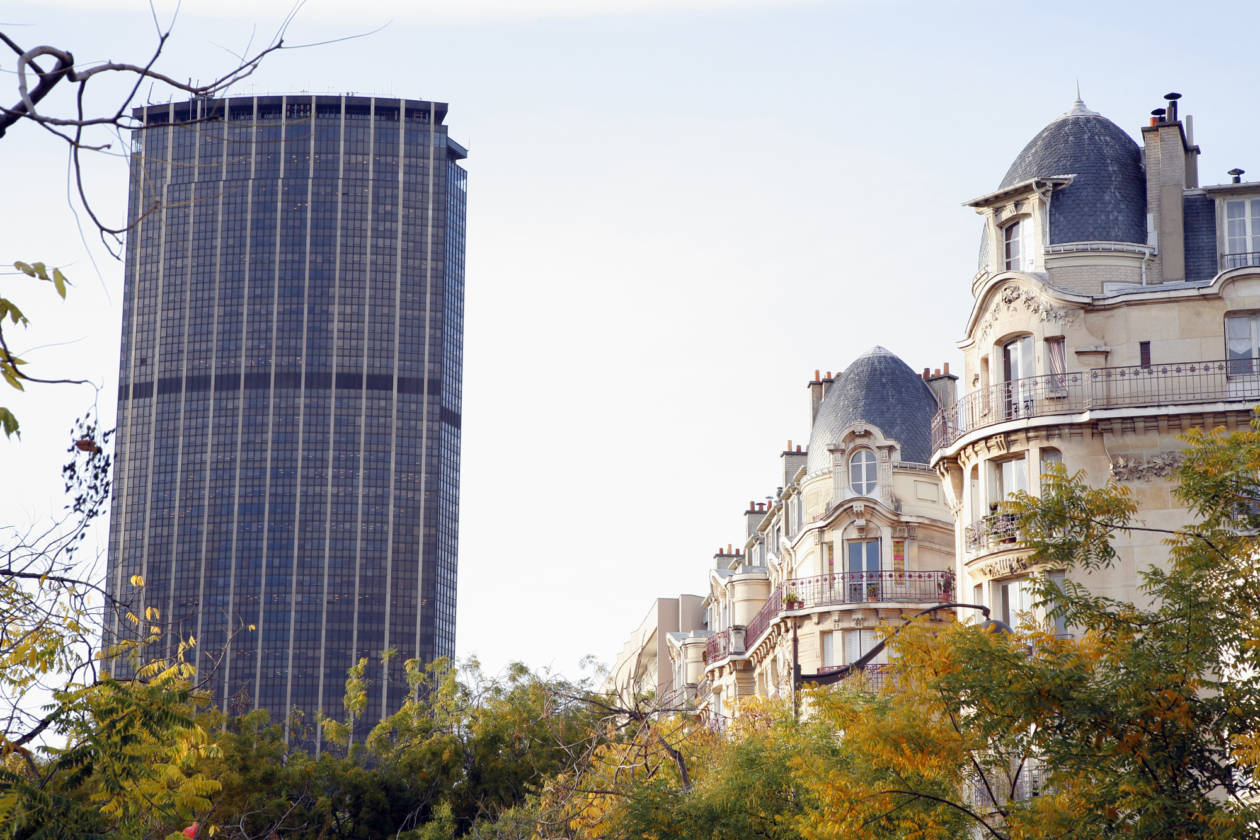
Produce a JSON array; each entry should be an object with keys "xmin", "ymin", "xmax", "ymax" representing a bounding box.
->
[
  {"xmin": 1225, "ymin": 311, "xmax": 1260, "ymax": 376},
  {"xmin": 988, "ymin": 455, "xmax": 1028, "ymax": 507},
  {"xmin": 1045, "ymin": 336, "xmax": 1067, "ymax": 393},
  {"xmin": 1003, "ymin": 218, "xmax": 1031, "ymax": 272},
  {"xmin": 1224, "ymin": 198, "xmax": 1260, "ymax": 268},
  {"xmin": 848, "ymin": 448, "xmax": 878, "ymax": 496}
]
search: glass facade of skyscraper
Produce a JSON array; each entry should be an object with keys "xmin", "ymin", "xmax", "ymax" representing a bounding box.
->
[{"xmin": 106, "ymin": 95, "xmax": 466, "ymax": 745}]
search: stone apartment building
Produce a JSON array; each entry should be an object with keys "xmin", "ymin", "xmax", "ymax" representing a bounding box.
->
[{"xmin": 610, "ymin": 92, "xmax": 1260, "ymax": 720}]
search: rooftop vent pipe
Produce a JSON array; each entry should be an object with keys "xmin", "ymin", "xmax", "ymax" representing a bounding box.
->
[{"xmin": 1164, "ymin": 92, "xmax": 1181, "ymax": 122}]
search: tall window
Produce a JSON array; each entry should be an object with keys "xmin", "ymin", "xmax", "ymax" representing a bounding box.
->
[
  {"xmin": 821, "ymin": 630, "xmax": 842, "ymax": 669},
  {"xmin": 1226, "ymin": 312, "xmax": 1260, "ymax": 375},
  {"xmin": 969, "ymin": 464, "xmax": 980, "ymax": 522},
  {"xmin": 1046, "ymin": 570, "xmax": 1069, "ymax": 638},
  {"xmin": 846, "ymin": 538, "xmax": 880, "ymax": 601},
  {"xmin": 849, "ymin": 449, "xmax": 877, "ymax": 496},
  {"xmin": 990, "ymin": 456, "xmax": 1028, "ymax": 506},
  {"xmin": 1002, "ymin": 335, "xmax": 1034, "ymax": 417},
  {"xmin": 999, "ymin": 577, "xmax": 1031, "ymax": 627},
  {"xmin": 1225, "ymin": 199, "xmax": 1260, "ymax": 268},
  {"xmin": 1045, "ymin": 336, "xmax": 1067, "ymax": 392},
  {"xmin": 843, "ymin": 628, "xmax": 887, "ymax": 666},
  {"xmin": 1004, "ymin": 219, "xmax": 1030, "ymax": 271},
  {"xmin": 1039, "ymin": 447, "xmax": 1062, "ymax": 482}
]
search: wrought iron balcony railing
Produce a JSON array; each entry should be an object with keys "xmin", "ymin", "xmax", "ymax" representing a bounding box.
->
[
  {"xmin": 932, "ymin": 358, "xmax": 1260, "ymax": 452},
  {"xmin": 744, "ymin": 570, "xmax": 953, "ymax": 650},
  {"xmin": 964, "ymin": 512, "xmax": 1022, "ymax": 553},
  {"xmin": 704, "ymin": 628, "xmax": 731, "ymax": 664},
  {"xmin": 1222, "ymin": 251, "xmax": 1260, "ymax": 270},
  {"xmin": 818, "ymin": 662, "xmax": 892, "ymax": 691}
]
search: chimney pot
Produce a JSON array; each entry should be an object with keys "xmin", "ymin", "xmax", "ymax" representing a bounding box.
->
[
  {"xmin": 1229, "ymin": 168, "xmax": 1245, "ymax": 184},
  {"xmin": 797, "ymin": 444, "xmax": 803, "ymax": 452},
  {"xmin": 922, "ymin": 367, "xmax": 930, "ymax": 378},
  {"xmin": 934, "ymin": 368, "xmax": 941, "ymax": 377},
  {"xmin": 943, "ymin": 361, "xmax": 950, "ymax": 375}
]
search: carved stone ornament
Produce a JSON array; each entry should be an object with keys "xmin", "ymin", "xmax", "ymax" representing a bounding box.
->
[
  {"xmin": 972, "ymin": 552, "xmax": 1034, "ymax": 580},
  {"xmin": 978, "ymin": 283, "xmax": 1079, "ymax": 342},
  {"xmin": 1110, "ymin": 451, "xmax": 1184, "ymax": 481}
]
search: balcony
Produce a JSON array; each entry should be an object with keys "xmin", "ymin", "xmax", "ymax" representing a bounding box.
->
[
  {"xmin": 705, "ymin": 629, "xmax": 731, "ymax": 664},
  {"xmin": 819, "ymin": 663, "xmax": 892, "ymax": 691},
  {"xmin": 932, "ymin": 358, "xmax": 1260, "ymax": 452},
  {"xmin": 1221, "ymin": 251, "xmax": 1260, "ymax": 270},
  {"xmin": 744, "ymin": 570, "xmax": 953, "ymax": 650},
  {"xmin": 964, "ymin": 511, "xmax": 1022, "ymax": 553}
]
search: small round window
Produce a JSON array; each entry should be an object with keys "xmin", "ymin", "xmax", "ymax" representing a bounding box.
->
[{"xmin": 849, "ymin": 449, "xmax": 877, "ymax": 496}]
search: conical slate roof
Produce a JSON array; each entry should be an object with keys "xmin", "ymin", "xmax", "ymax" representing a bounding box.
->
[
  {"xmin": 805, "ymin": 347, "xmax": 938, "ymax": 473},
  {"xmin": 997, "ymin": 98, "xmax": 1146, "ymax": 246}
]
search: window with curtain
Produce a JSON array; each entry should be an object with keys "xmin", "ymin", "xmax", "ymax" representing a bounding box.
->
[
  {"xmin": 1002, "ymin": 335, "xmax": 1034, "ymax": 417},
  {"xmin": 843, "ymin": 628, "xmax": 887, "ymax": 665},
  {"xmin": 1045, "ymin": 336, "xmax": 1067, "ymax": 393},
  {"xmin": 999, "ymin": 577, "xmax": 1031, "ymax": 627},
  {"xmin": 821, "ymin": 630, "xmax": 842, "ymax": 669},
  {"xmin": 1039, "ymin": 448, "xmax": 1062, "ymax": 491},
  {"xmin": 1225, "ymin": 199, "xmax": 1260, "ymax": 268},
  {"xmin": 1046, "ymin": 570, "xmax": 1069, "ymax": 638},
  {"xmin": 1226, "ymin": 312, "xmax": 1260, "ymax": 375},
  {"xmin": 989, "ymin": 456, "xmax": 1028, "ymax": 506}
]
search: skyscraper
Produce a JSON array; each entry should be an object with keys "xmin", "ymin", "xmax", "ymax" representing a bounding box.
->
[{"xmin": 107, "ymin": 95, "xmax": 466, "ymax": 742}]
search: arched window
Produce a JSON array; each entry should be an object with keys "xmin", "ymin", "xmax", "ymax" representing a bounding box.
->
[{"xmin": 849, "ymin": 449, "xmax": 877, "ymax": 496}]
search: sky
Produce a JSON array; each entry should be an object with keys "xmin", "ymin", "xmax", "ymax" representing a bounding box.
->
[{"xmin": 3, "ymin": 0, "xmax": 1260, "ymax": 682}]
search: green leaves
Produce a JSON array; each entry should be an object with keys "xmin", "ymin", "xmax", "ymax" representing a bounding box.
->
[
  {"xmin": 1, "ymin": 259, "xmax": 74, "ymax": 439},
  {"xmin": 13, "ymin": 260, "xmax": 69, "ymax": 299},
  {"xmin": 0, "ymin": 407, "xmax": 17, "ymax": 439}
]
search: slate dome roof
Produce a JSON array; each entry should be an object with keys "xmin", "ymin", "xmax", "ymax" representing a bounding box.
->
[
  {"xmin": 994, "ymin": 98, "xmax": 1146, "ymax": 249},
  {"xmin": 805, "ymin": 347, "xmax": 939, "ymax": 474}
]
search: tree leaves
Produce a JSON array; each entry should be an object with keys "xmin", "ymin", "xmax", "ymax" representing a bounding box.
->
[{"xmin": 2, "ymin": 259, "xmax": 74, "ymax": 438}]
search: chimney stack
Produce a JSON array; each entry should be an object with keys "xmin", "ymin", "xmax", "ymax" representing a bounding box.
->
[
  {"xmin": 808, "ymin": 370, "xmax": 824, "ymax": 424},
  {"xmin": 1142, "ymin": 91, "xmax": 1194, "ymax": 284},
  {"xmin": 714, "ymin": 544, "xmax": 740, "ymax": 571},
  {"xmin": 781, "ymin": 440, "xmax": 808, "ymax": 485},
  {"xmin": 745, "ymin": 501, "xmax": 765, "ymax": 539},
  {"xmin": 926, "ymin": 362, "xmax": 958, "ymax": 410}
]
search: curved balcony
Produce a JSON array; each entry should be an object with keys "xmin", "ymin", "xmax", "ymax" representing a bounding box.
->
[
  {"xmin": 744, "ymin": 570, "xmax": 953, "ymax": 651},
  {"xmin": 819, "ymin": 663, "xmax": 892, "ymax": 691},
  {"xmin": 964, "ymin": 512, "xmax": 1022, "ymax": 554},
  {"xmin": 931, "ymin": 358, "xmax": 1260, "ymax": 453},
  {"xmin": 705, "ymin": 628, "xmax": 731, "ymax": 663}
]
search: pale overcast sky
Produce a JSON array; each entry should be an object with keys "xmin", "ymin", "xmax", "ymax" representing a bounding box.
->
[{"xmin": 3, "ymin": 0, "xmax": 1259, "ymax": 681}]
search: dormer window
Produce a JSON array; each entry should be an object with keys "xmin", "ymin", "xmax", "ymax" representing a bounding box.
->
[
  {"xmin": 1004, "ymin": 219, "xmax": 1030, "ymax": 271},
  {"xmin": 1225, "ymin": 199, "xmax": 1260, "ymax": 268},
  {"xmin": 849, "ymin": 449, "xmax": 877, "ymax": 496}
]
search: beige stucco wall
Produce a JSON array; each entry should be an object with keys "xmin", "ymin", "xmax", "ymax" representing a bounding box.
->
[{"xmin": 940, "ymin": 261, "xmax": 1260, "ymax": 627}]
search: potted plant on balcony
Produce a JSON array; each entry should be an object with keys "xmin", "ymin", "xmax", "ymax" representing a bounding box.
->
[
  {"xmin": 783, "ymin": 588, "xmax": 802, "ymax": 610},
  {"xmin": 939, "ymin": 570, "xmax": 955, "ymax": 603},
  {"xmin": 866, "ymin": 583, "xmax": 879, "ymax": 602}
]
